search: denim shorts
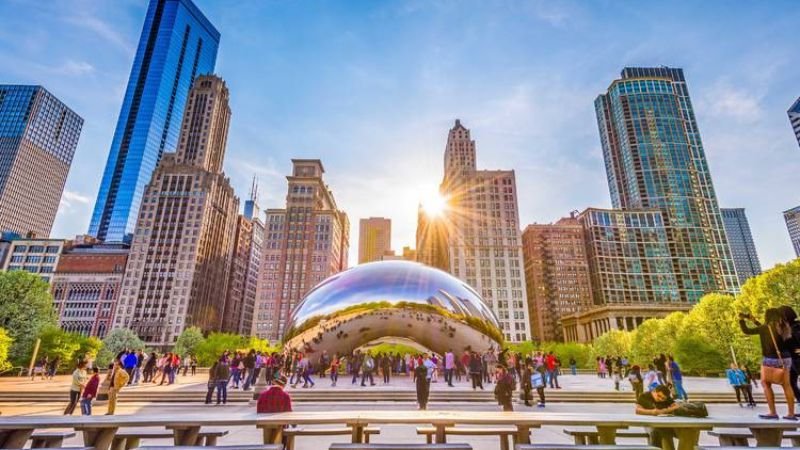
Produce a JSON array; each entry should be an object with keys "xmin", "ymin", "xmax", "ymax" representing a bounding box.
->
[{"xmin": 762, "ymin": 357, "xmax": 792, "ymax": 368}]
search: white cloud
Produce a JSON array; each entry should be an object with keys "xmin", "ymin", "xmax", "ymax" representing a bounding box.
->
[
  {"xmin": 59, "ymin": 190, "xmax": 92, "ymax": 211},
  {"xmin": 54, "ymin": 59, "xmax": 95, "ymax": 76},
  {"xmin": 64, "ymin": 14, "xmax": 135, "ymax": 54},
  {"xmin": 703, "ymin": 82, "xmax": 763, "ymax": 123}
]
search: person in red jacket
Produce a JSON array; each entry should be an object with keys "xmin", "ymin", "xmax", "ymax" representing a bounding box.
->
[
  {"xmin": 80, "ymin": 367, "xmax": 100, "ymax": 415},
  {"xmin": 257, "ymin": 375, "xmax": 292, "ymax": 413}
]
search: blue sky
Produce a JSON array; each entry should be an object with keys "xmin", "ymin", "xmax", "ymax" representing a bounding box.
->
[{"xmin": 1, "ymin": 0, "xmax": 798, "ymax": 269}]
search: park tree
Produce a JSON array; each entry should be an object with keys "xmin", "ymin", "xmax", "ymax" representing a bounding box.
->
[
  {"xmin": 175, "ymin": 326, "xmax": 205, "ymax": 357},
  {"xmin": 0, "ymin": 271, "xmax": 57, "ymax": 363},
  {"xmin": 195, "ymin": 332, "xmax": 245, "ymax": 366},
  {"xmin": 592, "ymin": 329, "xmax": 632, "ymax": 358},
  {"xmin": 97, "ymin": 328, "xmax": 145, "ymax": 367},
  {"xmin": 682, "ymin": 292, "xmax": 758, "ymax": 366},
  {"xmin": 37, "ymin": 325, "xmax": 81, "ymax": 369},
  {"xmin": 673, "ymin": 335, "xmax": 728, "ymax": 374},
  {"xmin": 0, "ymin": 328, "xmax": 12, "ymax": 372},
  {"xmin": 735, "ymin": 259, "xmax": 800, "ymax": 318}
]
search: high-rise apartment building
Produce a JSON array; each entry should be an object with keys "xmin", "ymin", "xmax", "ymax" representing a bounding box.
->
[
  {"xmin": 252, "ymin": 160, "xmax": 349, "ymax": 341},
  {"xmin": 721, "ymin": 208, "xmax": 761, "ymax": 284},
  {"xmin": 784, "ymin": 205, "xmax": 800, "ymax": 257},
  {"xmin": 52, "ymin": 239, "xmax": 129, "ymax": 338},
  {"xmin": 521, "ymin": 214, "xmax": 593, "ymax": 342},
  {"xmin": 222, "ymin": 198, "xmax": 263, "ymax": 335},
  {"xmin": 0, "ymin": 85, "xmax": 82, "ymax": 237},
  {"xmin": 89, "ymin": 0, "xmax": 219, "ymax": 243},
  {"xmin": 358, "ymin": 217, "xmax": 391, "ymax": 264},
  {"xmin": 595, "ymin": 67, "xmax": 738, "ymax": 299},
  {"xmin": 115, "ymin": 75, "xmax": 238, "ymax": 347},
  {"xmin": 789, "ymin": 97, "xmax": 800, "ymax": 149},
  {"xmin": 439, "ymin": 120, "xmax": 530, "ymax": 342}
]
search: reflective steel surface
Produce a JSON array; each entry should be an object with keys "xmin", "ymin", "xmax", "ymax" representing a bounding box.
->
[{"xmin": 283, "ymin": 261, "xmax": 503, "ymax": 355}]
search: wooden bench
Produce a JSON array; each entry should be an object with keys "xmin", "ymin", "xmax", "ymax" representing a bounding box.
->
[
  {"xmin": 284, "ymin": 427, "xmax": 379, "ymax": 450},
  {"xmin": 114, "ymin": 429, "xmax": 230, "ymax": 450},
  {"xmin": 785, "ymin": 431, "xmax": 800, "ymax": 445},
  {"xmin": 515, "ymin": 446, "xmax": 658, "ymax": 450},
  {"xmin": 707, "ymin": 430, "xmax": 751, "ymax": 446},
  {"xmin": 416, "ymin": 426, "xmax": 516, "ymax": 450},
  {"xmin": 29, "ymin": 431, "xmax": 77, "ymax": 448},
  {"xmin": 329, "ymin": 445, "xmax": 472, "ymax": 450},
  {"xmin": 562, "ymin": 428, "xmax": 650, "ymax": 445}
]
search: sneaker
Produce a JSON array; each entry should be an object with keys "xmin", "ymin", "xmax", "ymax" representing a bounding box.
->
[
  {"xmin": 758, "ymin": 414, "xmax": 779, "ymax": 420},
  {"xmin": 537, "ymin": 403, "xmax": 545, "ymax": 408},
  {"xmin": 783, "ymin": 415, "xmax": 799, "ymax": 421}
]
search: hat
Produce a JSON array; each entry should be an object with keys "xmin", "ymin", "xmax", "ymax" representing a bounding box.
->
[{"xmin": 273, "ymin": 376, "xmax": 288, "ymax": 387}]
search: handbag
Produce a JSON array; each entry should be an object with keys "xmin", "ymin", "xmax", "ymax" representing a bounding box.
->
[{"xmin": 762, "ymin": 326, "xmax": 787, "ymax": 384}]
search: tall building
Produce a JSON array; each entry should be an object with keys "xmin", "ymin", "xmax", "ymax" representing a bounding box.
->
[
  {"xmin": 89, "ymin": 0, "xmax": 220, "ymax": 244},
  {"xmin": 2, "ymin": 238, "xmax": 64, "ymax": 283},
  {"xmin": 115, "ymin": 75, "xmax": 238, "ymax": 347},
  {"xmin": 358, "ymin": 217, "xmax": 391, "ymax": 264},
  {"xmin": 439, "ymin": 120, "xmax": 530, "ymax": 342},
  {"xmin": 0, "ymin": 85, "xmax": 83, "ymax": 237},
  {"xmin": 789, "ymin": 97, "xmax": 800, "ymax": 149},
  {"xmin": 784, "ymin": 205, "xmax": 800, "ymax": 257},
  {"xmin": 721, "ymin": 208, "xmax": 761, "ymax": 284},
  {"xmin": 521, "ymin": 214, "xmax": 593, "ymax": 342},
  {"xmin": 52, "ymin": 239, "xmax": 129, "ymax": 338},
  {"xmin": 595, "ymin": 67, "xmax": 738, "ymax": 300},
  {"xmin": 252, "ymin": 160, "xmax": 349, "ymax": 341},
  {"xmin": 416, "ymin": 204, "xmax": 450, "ymax": 271}
]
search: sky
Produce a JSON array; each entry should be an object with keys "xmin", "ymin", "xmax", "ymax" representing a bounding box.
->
[{"xmin": 0, "ymin": 0, "xmax": 798, "ymax": 269}]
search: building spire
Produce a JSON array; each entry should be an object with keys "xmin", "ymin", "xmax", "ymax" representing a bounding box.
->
[{"xmin": 249, "ymin": 175, "xmax": 259, "ymax": 204}]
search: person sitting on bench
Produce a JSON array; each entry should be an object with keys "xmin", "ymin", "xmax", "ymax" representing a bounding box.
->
[{"xmin": 635, "ymin": 384, "xmax": 678, "ymax": 447}]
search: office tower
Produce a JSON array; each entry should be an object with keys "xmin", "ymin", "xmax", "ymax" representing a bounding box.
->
[
  {"xmin": 439, "ymin": 120, "xmax": 531, "ymax": 342},
  {"xmin": 0, "ymin": 85, "xmax": 83, "ymax": 237},
  {"xmin": 785, "ymin": 205, "xmax": 800, "ymax": 257},
  {"xmin": 521, "ymin": 214, "xmax": 593, "ymax": 342},
  {"xmin": 51, "ymin": 238, "xmax": 129, "ymax": 338},
  {"xmin": 358, "ymin": 217, "xmax": 391, "ymax": 264},
  {"xmin": 416, "ymin": 204, "xmax": 450, "ymax": 271},
  {"xmin": 222, "ymin": 204, "xmax": 263, "ymax": 335},
  {"xmin": 89, "ymin": 0, "xmax": 220, "ymax": 243},
  {"xmin": 115, "ymin": 75, "xmax": 238, "ymax": 347},
  {"xmin": 789, "ymin": 97, "xmax": 800, "ymax": 149},
  {"xmin": 3, "ymin": 238, "xmax": 65, "ymax": 283},
  {"xmin": 252, "ymin": 160, "xmax": 349, "ymax": 341},
  {"xmin": 595, "ymin": 67, "xmax": 738, "ymax": 300},
  {"xmin": 721, "ymin": 208, "xmax": 761, "ymax": 284}
]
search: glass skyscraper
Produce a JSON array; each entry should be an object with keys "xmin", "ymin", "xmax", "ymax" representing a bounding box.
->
[
  {"xmin": 0, "ymin": 85, "xmax": 83, "ymax": 238},
  {"xmin": 595, "ymin": 67, "xmax": 739, "ymax": 303},
  {"xmin": 784, "ymin": 205, "xmax": 800, "ymax": 257},
  {"xmin": 720, "ymin": 208, "xmax": 761, "ymax": 284},
  {"xmin": 88, "ymin": 0, "xmax": 219, "ymax": 243},
  {"xmin": 789, "ymin": 97, "xmax": 800, "ymax": 150}
]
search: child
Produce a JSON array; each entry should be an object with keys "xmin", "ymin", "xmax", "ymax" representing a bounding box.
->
[
  {"xmin": 531, "ymin": 365, "xmax": 546, "ymax": 408},
  {"xmin": 80, "ymin": 367, "xmax": 100, "ymax": 415}
]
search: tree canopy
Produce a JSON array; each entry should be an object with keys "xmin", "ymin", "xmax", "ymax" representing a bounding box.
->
[{"xmin": 0, "ymin": 271, "xmax": 57, "ymax": 364}]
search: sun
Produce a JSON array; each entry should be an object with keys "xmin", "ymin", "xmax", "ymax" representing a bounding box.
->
[{"xmin": 421, "ymin": 190, "xmax": 448, "ymax": 217}]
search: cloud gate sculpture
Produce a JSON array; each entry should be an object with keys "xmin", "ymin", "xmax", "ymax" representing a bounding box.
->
[{"xmin": 283, "ymin": 261, "xmax": 503, "ymax": 356}]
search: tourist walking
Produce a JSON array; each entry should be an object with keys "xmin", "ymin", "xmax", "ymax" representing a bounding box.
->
[
  {"xmin": 380, "ymin": 353, "xmax": 391, "ymax": 384},
  {"xmin": 667, "ymin": 356, "xmax": 687, "ymax": 401},
  {"xmin": 360, "ymin": 353, "xmax": 376, "ymax": 387},
  {"xmin": 215, "ymin": 360, "xmax": 230, "ymax": 405},
  {"xmin": 494, "ymin": 365, "xmax": 514, "ymax": 411},
  {"xmin": 444, "ymin": 350, "xmax": 455, "ymax": 387},
  {"xmin": 740, "ymin": 309, "xmax": 797, "ymax": 420},
  {"xmin": 414, "ymin": 356, "xmax": 431, "ymax": 410},
  {"xmin": 330, "ymin": 354, "xmax": 340, "ymax": 387},
  {"xmin": 779, "ymin": 305, "xmax": 800, "ymax": 404},
  {"xmin": 191, "ymin": 355, "xmax": 198, "ymax": 376},
  {"xmin": 727, "ymin": 362, "xmax": 756, "ymax": 408},
  {"xmin": 123, "ymin": 351, "xmax": 137, "ymax": 385},
  {"xmin": 47, "ymin": 356, "xmax": 60, "ymax": 379},
  {"xmin": 545, "ymin": 352, "xmax": 560, "ymax": 389},
  {"xmin": 80, "ymin": 367, "xmax": 100, "ymax": 415},
  {"xmin": 532, "ymin": 365, "xmax": 546, "ymax": 408},
  {"xmin": 521, "ymin": 360, "xmax": 533, "ymax": 407},
  {"xmin": 64, "ymin": 360, "xmax": 88, "ymax": 415},
  {"xmin": 205, "ymin": 361, "xmax": 218, "ymax": 404},
  {"xmin": 569, "ymin": 357, "xmax": 577, "ymax": 376},
  {"xmin": 469, "ymin": 351, "xmax": 484, "ymax": 390},
  {"xmin": 107, "ymin": 360, "xmax": 130, "ymax": 415}
]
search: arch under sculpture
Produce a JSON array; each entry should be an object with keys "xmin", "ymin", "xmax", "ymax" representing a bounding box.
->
[{"xmin": 282, "ymin": 261, "xmax": 503, "ymax": 356}]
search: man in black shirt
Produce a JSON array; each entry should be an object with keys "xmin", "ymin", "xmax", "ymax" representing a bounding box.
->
[{"xmin": 636, "ymin": 385, "xmax": 679, "ymax": 447}]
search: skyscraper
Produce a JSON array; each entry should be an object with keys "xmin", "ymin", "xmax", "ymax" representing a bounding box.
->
[
  {"xmin": 252, "ymin": 160, "xmax": 349, "ymax": 341},
  {"xmin": 595, "ymin": 67, "xmax": 739, "ymax": 300},
  {"xmin": 115, "ymin": 75, "xmax": 238, "ymax": 347},
  {"xmin": 0, "ymin": 85, "xmax": 83, "ymax": 237},
  {"xmin": 784, "ymin": 205, "xmax": 800, "ymax": 257},
  {"xmin": 521, "ymin": 214, "xmax": 593, "ymax": 342},
  {"xmin": 416, "ymin": 204, "xmax": 450, "ymax": 271},
  {"xmin": 439, "ymin": 120, "xmax": 531, "ymax": 342},
  {"xmin": 358, "ymin": 217, "xmax": 391, "ymax": 264},
  {"xmin": 721, "ymin": 208, "xmax": 761, "ymax": 284},
  {"xmin": 89, "ymin": 0, "xmax": 220, "ymax": 243},
  {"xmin": 789, "ymin": 97, "xmax": 800, "ymax": 149}
]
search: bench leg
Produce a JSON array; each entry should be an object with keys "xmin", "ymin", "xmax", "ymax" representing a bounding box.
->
[
  {"xmin": 425, "ymin": 434, "xmax": 433, "ymax": 444},
  {"xmin": 205, "ymin": 436, "xmax": 218, "ymax": 446},
  {"xmin": 171, "ymin": 426, "xmax": 201, "ymax": 446},
  {"xmin": 596, "ymin": 426, "xmax": 618, "ymax": 445},
  {"xmin": 792, "ymin": 437, "xmax": 800, "ymax": 447},
  {"xmin": 261, "ymin": 426, "xmax": 282, "ymax": 445},
  {"xmin": 285, "ymin": 435, "xmax": 295, "ymax": 450},
  {"xmin": 499, "ymin": 434, "xmax": 510, "ymax": 450},
  {"xmin": 0, "ymin": 430, "xmax": 33, "ymax": 449},
  {"xmin": 351, "ymin": 425, "xmax": 364, "ymax": 444},
  {"xmin": 80, "ymin": 427, "xmax": 119, "ymax": 450},
  {"xmin": 125, "ymin": 437, "xmax": 141, "ymax": 450},
  {"xmin": 673, "ymin": 428, "xmax": 701, "ymax": 450},
  {"xmin": 515, "ymin": 425, "xmax": 532, "ymax": 445},
  {"xmin": 434, "ymin": 425, "xmax": 447, "ymax": 444},
  {"xmin": 751, "ymin": 428, "xmax": 783, "ymax": 447},
  {"xmin": 364, "ymin": 433, "xmax": 370, "ymax": 444}
]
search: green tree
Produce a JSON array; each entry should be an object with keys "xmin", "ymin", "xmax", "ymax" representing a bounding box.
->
[
  {"xmin": 736, "ymin": 259, "xmax": 800, "ymax": 318},
  {"xmin": 0, "ymin": 271, "xmax": 57, "ymax": 363},
  {"xmin": 37, "ymin": 325, "xmax": 80, "ymax": 369},
  {"xmin": 76, "ymin": 336, "xmax": 103, "ymax": 366},
  {"xmin": 685, "ymin": 292, "xmax": 759, "ymax": 369},
  {"xmin": 592, "ymin": 329, "xmax": 632, "ymax": 358},
  {"xmin": 673, "ymin": 335, "xmax": 728, "ymax": 374},
  {"xmin": 97, "ymin": 328, "xmax": 145, "ymax": 367},
  {"xmin": 175, "ymin": 326, "xmax": 205, "ymax": 357},
  {"xmin": 543, "ymin": 342, "xmax": 594, "ymax": 369},
  {"xmin": 195, "ymin": 332, "xmax": 246, "ymax": 366},
  {"xmin": 0, "ymin": 328, "xmax": 13, "ymax": 372}
]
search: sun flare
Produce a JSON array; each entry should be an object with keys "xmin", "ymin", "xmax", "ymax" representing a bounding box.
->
[{"xmin": 421, "ymin": 190, "xmax": 448, "ymax": 217}]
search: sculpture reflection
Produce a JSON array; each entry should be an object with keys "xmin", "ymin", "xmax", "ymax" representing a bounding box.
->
[{"xmin": 283, "ymin": 261, "xmax": 503, "ymax": 356}]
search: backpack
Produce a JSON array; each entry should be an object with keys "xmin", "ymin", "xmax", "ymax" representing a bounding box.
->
[{"xmin": 674, "ymin": 402, "xmax": 708, "ymax": 418}]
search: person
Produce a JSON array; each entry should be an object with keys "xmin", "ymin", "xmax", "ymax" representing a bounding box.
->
[
  {"xmin": 545, "ymin": 352, "xmax": 559, "ymax": 389},
  {"xmin": 64, "ymin": 360, "xmax": 88, "ymax": 415},
  {"xmin": 380, "ymin": 353, "xmax": 391, "ymax": 385},
  {"xmin": 779, "ymin": 306, "xmax": 800, "ymax": 405},
  {"xmin": 569, "ymin": 357, "xmax": 577, "ymax": 376},
  {"xmin": 740, "ymin": 309, "xmax": 797, "ymax": 420},
  {"xmin": 191, "ymin": 355, "xmax": 198, "ymax": 376},
  {"xmin": 183, "ymin": 354, "xmax": 192, "ymax": 377},
  {"xmin": 469, "ymin": 351, "xmax": 484, "ymax": 390},
  {"xmin": 494, "ymin": 365, "xmax": 514, "ymax": 411},
  {"xmin": 81, "ymin": 367, "xmax": 100, "ymax": 415},
  {"xmin": 727, "ymin": 362, "xmax": 755, "ymax": 408},
  {"xmin": 635, "ymin": 385, "xmax": 679, "ymax": 447},
  {"xmin": 628, "ymin": 365, "xmax": 644, "ymax": 400},
  {"xmin": 107, "ymin": 359, "xmax": 130, "ymax": 415},
  {"xmin": 47, "ymin": 356, "xmax": 60, "ymax": 380},
  {"xmin": 330, "ymin": 353, "xmax": 340, "ymax": 387},
  {"xmin": 360, "ymin": 353, "xmax": 376, "ymax": 387},
  {"xmin": 444, "ymin": 350, "xmax": 455, "ymax": 387},
  {"xmin": 258, "ymin": 375, "xmax": 292, "ymax": 413},
  {"xmin": 532, "ymin": 365, "xmax": 546, "ymax": 408},
  {"xmin": 242, "ymin": 350, "xmax": 256, "ymax": 390},
  {"xmin": 668, "ymin": 356, "xmax": 687, "ymax": 401},
  {"xmin": 123, "ymin": 351, "xmax": 137, "ymax": 385},
  {"xmin": 32, "ymin": 356, "xmax": 46, "ymax": 380},
  {"xmin": 206, "ymin": 361, "xmax": 218, "ymax": 405},
  {"xmin": 643, "ymin": 365, "xmax": 660, "ymax": 391},
  {"xmin": 520, "ymin": 360, "xmax": 533, "ymax": 407},
  {"xmin": 215, "ymin": 360, "xmax": 230, "ymax": 405},
  {"xmin": 414, "ymin": 356, "xmax": 430, "ymax": 410}
]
